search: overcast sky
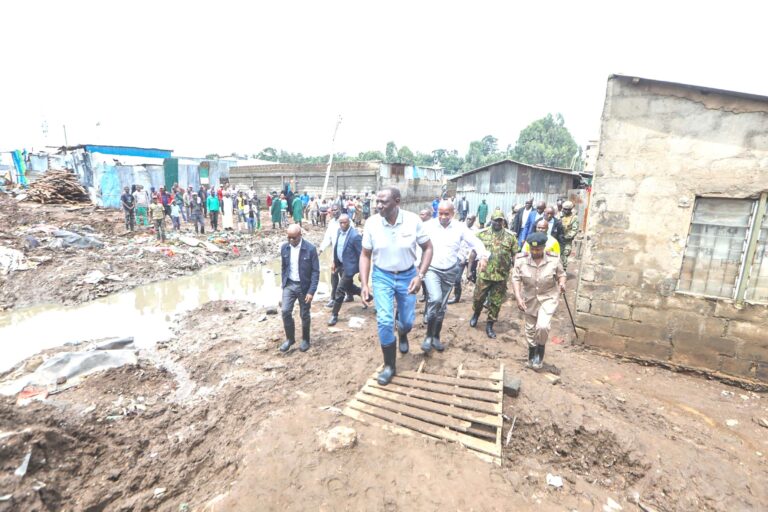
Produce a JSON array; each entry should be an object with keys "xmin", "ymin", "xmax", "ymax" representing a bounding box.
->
[{"xmin": 2, "ymin": 1, "xmax": 766, "ymax": 158}]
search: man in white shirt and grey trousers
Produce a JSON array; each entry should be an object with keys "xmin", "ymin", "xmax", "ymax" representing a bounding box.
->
[{"xmin": 422, "ymin": 200, "xmax": 489, "ymax": 353}]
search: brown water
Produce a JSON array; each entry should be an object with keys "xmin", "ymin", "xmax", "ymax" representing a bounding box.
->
[{"xmin": 0, "ymin": 255, "xmax": 333, "ymax": 373}]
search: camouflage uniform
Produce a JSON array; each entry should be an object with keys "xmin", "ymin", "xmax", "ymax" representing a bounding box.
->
[
  {"xmin": 472, "ymin": 225, "xmax": 518, "ymax": 321},
  {"xmin": 560, "ymin": 211, "xmax": 579, "ymax": 270}
]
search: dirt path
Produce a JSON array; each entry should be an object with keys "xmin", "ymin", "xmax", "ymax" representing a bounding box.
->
[
  {"xmin": 1, "ymin": 280, "xmax": 766, "ymax": 511},
  {"xmin": 0, "ymin": 194, "xmax": 324, "ymax": 310}
]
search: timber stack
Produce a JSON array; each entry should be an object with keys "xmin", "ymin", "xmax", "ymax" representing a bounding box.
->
[{"xmin": 26, "ymin": 169, "xmax": 91, "ymax": 204}]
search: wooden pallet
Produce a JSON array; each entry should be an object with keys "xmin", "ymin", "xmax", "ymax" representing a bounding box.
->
[{"xmin": 342, "ymin": 364, "xmax": 504, "ymax": 465}]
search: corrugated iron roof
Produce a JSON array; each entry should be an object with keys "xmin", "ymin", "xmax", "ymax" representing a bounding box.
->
[
  {"xmin": 447, "ymin": 158, "xmax": 579, "ymax": 182},
  {"xmin": 610, "ymin": 74, "xmax": 768, "ymax": 104}
]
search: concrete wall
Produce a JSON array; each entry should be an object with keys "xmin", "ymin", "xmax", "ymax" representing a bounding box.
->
[
  {"xmin": 229, "ymin": 161, "xmax": 444, "ymax": 214},
  {"xmin": 575, "ymin": 76, "xmax": 768, "ymax": 382}
]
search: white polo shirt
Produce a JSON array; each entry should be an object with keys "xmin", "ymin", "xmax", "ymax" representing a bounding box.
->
[
  {"xmin": 425, "ymin": 218, "xmax": 490, "ymax": 270},
  {"xmin": 363, "ymin": 209, "xmax": 429, "ymax": 272}
]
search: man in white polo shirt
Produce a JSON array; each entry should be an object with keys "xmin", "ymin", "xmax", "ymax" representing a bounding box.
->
[
  {"xmin": 422, "ymin": 200, "xmax": 489, "ymax": 353},
  {"xmin": 360, "ymin": 187, "xmax": 433, "ymax": 385}
]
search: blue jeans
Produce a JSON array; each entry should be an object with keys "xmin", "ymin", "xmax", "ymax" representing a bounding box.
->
[{"xmin": 372, "ymin": 266, "xmax": 417, "ymax": 347}]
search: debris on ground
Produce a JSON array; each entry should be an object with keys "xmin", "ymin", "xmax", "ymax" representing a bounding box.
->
[
  {"xmin": 25, "ymin": 169, "xmax": 90, "ymax": 204},
  {"xmin": 318, "ymin": 426, "xmax": 357, "ymax": 452}
]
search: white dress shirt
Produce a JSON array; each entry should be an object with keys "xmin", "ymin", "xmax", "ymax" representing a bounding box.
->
[
  {"xmin": 520, "ymin": 207, "xmax": 533, "ymax": 229},
  {"xmin": 362, "ymin": 209, "xmax": 429, "ymax": 272},
  {"xmin": 425, "ymin": 218, "xmax": 489, "ymax": 270},
  {"xmin": 320, "ymin": 217, "xmax": 340, "ymax": 252},
  {"xmin": 289, "ymin": 241, "xmax": 302, "ymax": 281}
]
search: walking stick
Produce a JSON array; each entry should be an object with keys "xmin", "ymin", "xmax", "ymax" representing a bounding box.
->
[{"xmin": 561, "ymin": 290, "xmax": 579, "ymax": 340}]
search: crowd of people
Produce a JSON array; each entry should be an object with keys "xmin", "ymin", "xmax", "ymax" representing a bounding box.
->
[
  {"xmin": 267, "ymin": 190, "xmax": 374, "ymax": 229},
  {"xmin": 120, "ymin": 183, "xmax": 264, "ymax": 241},
  {"xmin": 276, "ymin": 186, "xmax": 580, "ymax": 385}
]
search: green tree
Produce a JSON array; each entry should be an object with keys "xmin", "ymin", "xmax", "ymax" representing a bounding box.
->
[
  {"xmin": 511, "ymin": 113, "xmax": 580, "ymax": 168},
  {"xmin": 397, "ymin": 146, "xmax": 415, "ymax": 164},
  {"xmin": 257, "ymin": 147, "xmax": 278, "ymax": 161},
  {"xmin": 385, "ymin": 141, "xmax": 398, "ymax": 163},
  {"xmin": 480, "ymin": 135, "xmax": 498, "ymax": 156},
  {"xmin": 358, "ymin": 150, "xmax": 385, "ymax": 161}
]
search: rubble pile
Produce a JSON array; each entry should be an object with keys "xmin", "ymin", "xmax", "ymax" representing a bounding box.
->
[{"xmin": 26, "ymin": 169, "xmax": 90, "ymax": 204}]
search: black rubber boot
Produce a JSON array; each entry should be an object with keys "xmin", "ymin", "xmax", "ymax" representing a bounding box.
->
[
  {"xmin": 279, "ymin": 339, "xmax": 294, "ymax": 352},
  {"xmin": 421, "ymin": 319, "xmax": 434, "ymax": 353},
  {"xmin": 398, "ymin": 330, "xmax": 410, "ymax": 354},
  {"xmin": 377, "ymin": 344, "xmax": 397, "ymax": 385},
  {"xmin": 533, "ymin": 345, "xmax": 545, "ymax": 370},
  {"xmin": 431, "ymin": 319, "xmax": 445, "ymax": 352},
  {"xmin": 527, "ymin": 346, "xmax": 536, "ymax": 367},
  {"xmin": 328, "ymin": 301, "xmax": 341, "ymax": 326},
  {"xmin": 469, "ymin": 309, "xmax": 480, "ymax": 328},
  {"xmin": 486, "ymin": 321, "xmax": 496, "ymax": 339},
  {"xmin": 299, "ymin": 323, "xmax": 311, "ymax": 352},
  {"xmin": 447, "ymin": 283, "xmax": 461, "ymax": 304}
]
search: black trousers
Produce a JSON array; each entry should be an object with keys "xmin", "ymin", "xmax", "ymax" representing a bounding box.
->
[
  {"xmin": 334, "ymin": 272, "xmax": 361, "ymax": 304},
  {"xmin": 282, "ymin": 281, "xmax": 311, "ymax": 341}
]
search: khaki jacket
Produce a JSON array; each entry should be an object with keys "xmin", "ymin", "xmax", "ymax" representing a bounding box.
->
[{"xmin": 512, "ymin": 253, "xmax": 565, "ymax": 316}]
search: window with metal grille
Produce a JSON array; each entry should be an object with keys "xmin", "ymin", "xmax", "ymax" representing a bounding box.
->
[{"xmin": 678, "ymin": 194, "xmax": 768, "ymax": 304}]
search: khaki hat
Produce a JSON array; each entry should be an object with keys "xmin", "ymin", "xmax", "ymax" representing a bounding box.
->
[{"xmin": 563, "ymin": 200, "xmax": 574, "ymax": 209}]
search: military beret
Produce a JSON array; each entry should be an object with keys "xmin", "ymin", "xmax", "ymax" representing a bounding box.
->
[
  {"xmin": 563, "ymin": 200, "xmax": 574, "ymax": 209},
  {"xmin": 526, "ymin": 232, "xmax": 548, "ymax": 247},
  {"xmin": 491, "ymin": 210, "xmax": 505, "ymax": 221}
]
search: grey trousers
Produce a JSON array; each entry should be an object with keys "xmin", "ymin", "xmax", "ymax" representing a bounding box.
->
[
  {"xmin": 282, "ymin": 281, "xmax": 311, "ymax": 340},
  {"xmin": 424, "ymin": 263, "xmax": 461, "ymax": 322}
]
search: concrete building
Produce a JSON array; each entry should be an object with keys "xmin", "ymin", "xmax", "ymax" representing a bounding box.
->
[
  {"xmin": 448, "ymin": 159, "xmax": 582, "ymax": 219},
  {"xmin": 583, "ymin": 139, "xmax": 599, "ymax": 175},
  {"xmin": 575, "ymin": 74, "xmax": 768, "ymax": 383},
  {"xmin": 229, "ymin": 161, "xmax": 444, "ymax": 213}
]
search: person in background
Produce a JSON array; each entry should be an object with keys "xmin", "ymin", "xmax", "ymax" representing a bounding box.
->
[
  {"xmin": 362, "ymin": 192, "xmax": 371, "ymax": 221},
  {"xmin": 292, "ymin": 192, "xmax": 304, "ymax": 227},
  {"xmin": 519, "ymin": 200, "xmax": 546, "ymax": 247},
  {"xmin": 149, "ymin": 196, "xmax": 166, "ymax": 242},
  {"xmin": 170, "ymin": 201, "xmax": 181, "ymax": 231},
  {"xmin": 279, "ymin": 224, "xmax": 320, "ymax": 353},
  {"xmin": 318, "ymin": 198, "xmax": 328, "ymax": 227},
  {"xmin": 246, "ymin": 199, "xmax": 256, "ymax": 234},
  {"xmin": 270, "ymin": 192, "xmax": 282, "ymax": 229},
  {"xmin": 133, "ymin": 185, "xmax": 149, "ymax": 228},
  {"xmin": 308, "ymin": 196, "xmax": 319, "ymax": 226},
  {"xmin": 431, "ymin": 196, "xmax": 440, "ymax": 218},
  {"xmin": 318, "ymin": 204, "xmax": 344, "ymax": 307},
  {"xmin": 280, "ymin": 193, "xmax": 289, "ymax": 226},
  {"xmin": 513, "ymin": 198, "xmax": 534, "ymax": 238},
  {"xmin": 120, "ymin": 186, "xmax": 135, "ymax": 232},
  {"xmin": 191, "ymin": 195, "xmax": 205, "ymax": 234},
  {"xmin": 328, "ymin": 214, "xmax": 363, "ymax": 326},
  {"xmin": 559, "ymin": 200, "xmax": 579, "ymax": 270},
  {"xmin": 174, "ymin": 188, "xmax": 187, "ymax": 223},
  {"xmin": 457, "ymin": 196, "xmax": 470, "ymax": 221},
  {"xmin": 300, "ymin": 190, "xmax": 310, "ymax": 219},
  {"xmin": 207, "ymin": 190, "xmax": 220, "ymax": 231},
  {"xmin": 477, "ymin": 199, "xmax": 489, "ymax": 228}
]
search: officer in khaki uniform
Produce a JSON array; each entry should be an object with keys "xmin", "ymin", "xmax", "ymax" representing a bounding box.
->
[
  {"xmin": 511, "ymin": 232, "xmax": 566, "ymax": 370},
  {"xmin": 470, "ymin": 210, "xmax": 518, "ymax": 338},
  {"xmin": 559, "ymin": 201, "xmax": 579, "ymax": 270}
]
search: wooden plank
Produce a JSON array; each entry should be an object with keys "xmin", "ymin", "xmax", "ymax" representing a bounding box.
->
[
  {"xmin": 354, "ymin": 394, "xmax": 472, "ymax": 432},
  {"xmin": 391, "ymin": 375, "xmax": 499, "ymax": 403},
  {"xmin": 457, "ymin": 369, "xmax": 503, "ymax": 381},
  {"xmin": 398, "ymin": 370, "xmax": 502, "ymax": 392},
  {"xmin": 496, "ymin": 363, "xmax": 504, "ymax": 457},
  {"xmin": 465, "ymin": 425, "xmax": 497, "ymax": 440},
  {"xmin": 361, "ymin": 386, "xmax": 502, "ymax": 428},
  {"xmin": 365, "ymin": 379, "xmax": 501, "ymax": 415},
  {"xmin": 347, "ymin": 400, "xmax": 501, "ymax": 458},
  {"xmin": 344, "ymin": 406, "xmax": 501, "ymax": 466}
]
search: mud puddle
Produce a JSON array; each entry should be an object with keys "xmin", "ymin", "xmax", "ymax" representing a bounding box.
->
[{"xmin": 0, "ymin": 255, "xmax": 332, "ymax": 373}]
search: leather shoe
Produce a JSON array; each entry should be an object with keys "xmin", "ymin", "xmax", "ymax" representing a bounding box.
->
[
  {"xmin": 325, "ymin": 299, "xmax": 335, "ymax": 308},
  {"xmin": 299, "ymin": 339, "xmax": 310, "ymax": 352},
  {"xmin": 328, "ymin": 315, "xmax": 338, "ymax": 326},
  {"xmin": 279, "ymin": 339, "xmax": 294, "ymax": 352}
]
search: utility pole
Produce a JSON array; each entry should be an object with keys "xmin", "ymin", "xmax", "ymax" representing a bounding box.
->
[
  {"xmin": 63, "ymin": 124, "xmax": 69, "ymax": 153},
  {"xmin": 321, "ymin": 115, "xmax": 342, "ymax": 200}
]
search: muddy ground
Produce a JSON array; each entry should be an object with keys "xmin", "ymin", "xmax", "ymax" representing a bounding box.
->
[
  {"xmin": 1, "ymin": 277, "xmax": 766, "ymax": 511},
  {"xmin": 0, "ymin": 194, "xmax": 323, "ymax": 310}
]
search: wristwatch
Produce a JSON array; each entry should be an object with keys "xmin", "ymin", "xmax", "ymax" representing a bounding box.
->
[{"xmin": 418, "ymin": 272, "xmax": 425, "ymax": 280}]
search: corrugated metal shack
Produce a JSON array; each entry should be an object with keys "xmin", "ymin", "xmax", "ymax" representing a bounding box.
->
[
  {"xmin": 448, "ymin": 159, "xmax": 581, "ymax": 214},
  {"xmin": 229, "ymin": 161, "xmax": 445, "ymax": 213}
]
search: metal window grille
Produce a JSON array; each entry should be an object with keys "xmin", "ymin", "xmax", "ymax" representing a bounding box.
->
[{"xmin": 678, "ymin": 194, "xmax": 768, "ymax": 304}]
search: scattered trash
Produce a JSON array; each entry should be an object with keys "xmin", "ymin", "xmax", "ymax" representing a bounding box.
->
[
  {"xmin": 725, "ymin": 419, "xmax": 739, "ymax": 427},
  {"xmin": 32, "ymin": 481, "xmax": 46, "ymax": 491},
  {"xmin": 91, "ymin": 337, "xmax": 135, "ymax": 351},
  {"xmin": 153, "ymin": 487, "xmax": 166, "ymax": 499},
  {"xmin": 721, "ymin": 390, "xmax": 734, "ymax": 397},
  {"xmin": 348, "ymin": 316, "xmax": 365, "ymax": 329},
  {"xmin": 0, "ymin": 246, "xmax": 37, "ymax": 274},
  {"xmin": 23, "ymin": 235, "xmax": 40, "ymax": 249},
  {"xmin": 179, "ymin": 504, "xmax": 190, "ymax": 512},
  {"xmin": 319, "ymin": 405, "xmax": 343, "ymax": 414},
  {"xmin": 603, "ymin": 497, "xmax": 623, "ymax": 511},
  {"xmin": 210, "ymin": 333, "xmax": 218, "ymax": 340},
  {"xmin": 318, "ymin": 426, "xmax": 357, "ymax": 452},
  {"xmin": 51, "ymin": 229, "xmax": 104, "ymax": 249},
  {"xmin": 615, "ymin": 396, "xmax": 626, "ymax": 403},
  {"xmin": 83, "ymin": 270, "xmax": 106, "ymax": 284},
  {"xmin": 265, "ymin": 307, "xmax": 278, "ymax": 315},
  {"xmin": 256, "ymin": 314, "xmax": 267, "ymax": 322},
  {"xmin": 754, "ymin": 417, "xmax": 768, "ymax": 429},
  {"xmin": 105, "ymin": 274, "xmax": 124, "ymax": 282},
  {"xmin": 262, "ymin": 362, "xmax": 286, "ymax": 371},
  {"xmin": 15, "ymin": 450, "xmax": 32, "ymax": 477},
  {"xmin": 0, "ymin": 494, "xmax": 12, "ymax": 502},
  {"xmin": 81, "ymin": 404, "xmax": 97, "ymax": 416},
  {"xmin": 505, "ymin": 416, "xmax": 517, "ymax": 447},
  {"xmin": 545, "ymin": 473, "xmax": 563, "ymax": 488},
  {"xmin": 16, "ymin": 386, "xmax": 49, "ymax": 406},
  {"xmin": 550, "ymin": 336, "xmax": 564, "ymax": 345}
]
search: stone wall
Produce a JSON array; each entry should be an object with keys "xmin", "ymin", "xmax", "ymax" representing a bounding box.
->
[{"xmin": 575, "ymin": 76, "xmax": 768, "ymax": 382}]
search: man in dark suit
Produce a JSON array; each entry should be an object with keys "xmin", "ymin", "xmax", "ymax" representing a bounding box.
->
[
  {"xmin": 519, "ymin": 200, "xmax": 546, "ymax": 247},
  {"xmin": 280, "ymin": 224, "xmax": 320, "ymax": 353},
  {"xmin": 513, "ymin": 198, "xmax": 534, "ymax": 237},
  {"xmin": 544, "ymin": 207, "xmax": 565, "ymax": 247},
  {"xmin": 328, "ymin": 214, "xmax": 363, "ymax": 326}
]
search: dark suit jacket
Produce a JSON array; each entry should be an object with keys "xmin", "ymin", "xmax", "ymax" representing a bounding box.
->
[
  {"xmin": 550, "ymin": 218, "xmax": 565, "ymax": 246},
  {"xmin": 513, "ymin": 207, "xmax": 533, "ymax": 236},
  {"xmin": 333, "ymin": 227, "xmax": 362, "ymax": 277},
  {"xmin": 519, "ymin": 210, "xmax": 544, "ymax": 246},
  {"xmin": 281, "ymin": 239, "xmax": 320, "ymax": 295}
]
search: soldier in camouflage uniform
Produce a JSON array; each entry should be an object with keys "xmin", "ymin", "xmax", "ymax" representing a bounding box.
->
[
  {"xmin": 559, "ymin": 201, "xmax": 579, "ymax": 270},
  {"xmin": 470, "ymin": 210, "xmax": 519, "ymax": 338}
]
